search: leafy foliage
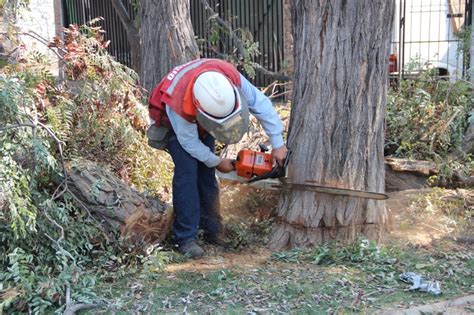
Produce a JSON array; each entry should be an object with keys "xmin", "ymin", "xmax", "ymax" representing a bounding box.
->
[
  {"xmin": 386, "ymin": 65, "xmax": 473, "ymax": 181},
  {"xmin": 0, "ymin": 57, "xmax": 109, "ymax": 313},
  {"xmin": 386, "ymin": 70, "xmax": 471, "ymax": 158},
  {"xmin": 46, "ymin": 22, "xmax": 172, "ymax": 193},
  {"xmin": 0, "ymin": 22, "xmax": 172, "ymax": 313},
  {"xmin": 198, "ymin": 13, "xmax": 261, "ymax": 79},
  {"xmin": 455, "ymin": 26, "xmax": 472, "ymax": 76},
  {"xmin": 270, "ymin": 238, "xmax": 396, "ymax": 269}
]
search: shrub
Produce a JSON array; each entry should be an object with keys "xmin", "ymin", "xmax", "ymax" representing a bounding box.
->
[
  {"xmin": 0, "ymin": 22, "xmax": 172, "ymax": 313},
  {"xmin": 386, "ymin": 66, "xmax": 473, "ymax": 181}
]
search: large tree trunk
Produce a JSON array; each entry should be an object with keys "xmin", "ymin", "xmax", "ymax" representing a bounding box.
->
[
  {"xmin": 269, "ymin": 0, "xmax": 395, "ymax": 250},
  {"xmin": 139, "ymin": 0, "xmax": 199, "ymax": 92}
]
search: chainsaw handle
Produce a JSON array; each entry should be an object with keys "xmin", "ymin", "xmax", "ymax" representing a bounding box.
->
[
  {"xmin": 259, "ymin": 143, "xmax": 269, "ymax": 152},
  {"xmin": 248, "ymin": 150, "xmax": 291, "ymax": 183},
  {"xmin": 247, "ymin": 164, "xmax": 285, "ymax": 183}
]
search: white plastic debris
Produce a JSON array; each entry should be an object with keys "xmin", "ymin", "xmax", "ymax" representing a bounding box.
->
[{"xmin": 399, "ymin": 272, "xmax": 442, "ymax": 295}]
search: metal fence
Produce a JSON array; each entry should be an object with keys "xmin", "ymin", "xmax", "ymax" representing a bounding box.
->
[
  {"xmin": 62, "ymin": 0, "xmax": 284, "ymax": 87},
  {"xmin": 62, "ymin": 0, "xmax": 472, "ymax": 83},
  {"xmin": 390, "ymin": 0, "xmax": 472, "ymax": 79},
  {"xmin": 62, "ymin": 0, "xmax": 136, "ymax": 67},
  {"xmin": 190, "ymin": 0, "xmax": 284, "ymax": 87}
]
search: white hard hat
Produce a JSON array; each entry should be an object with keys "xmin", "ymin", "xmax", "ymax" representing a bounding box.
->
[
  {"xmin": 192, "ymin": 71, "xmax": 249, "ymax": 144},
  {"xmin": 193, "ymin": 71, "xmax": 235, "ymax": 117}
]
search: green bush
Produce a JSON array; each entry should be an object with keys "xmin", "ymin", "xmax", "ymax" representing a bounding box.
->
[
  {"xmin": 0, "ymin": 22, "xmax": 172, "ymax": 313},
  {"xmin": 386, "ymin": 66, "xmax": 473, "ymax": 181},
  {"xmin": 0, "ymin": 61, "xmax": 111, "ymax": 314},
  {"xmin": 386, "ymin": 70, "xmax": 472, "ymax": 159}
]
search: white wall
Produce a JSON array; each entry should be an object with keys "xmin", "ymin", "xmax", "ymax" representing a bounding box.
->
[
  {"xmin": 20, "ymin": 0, "xmax": 56, "ymax": 48},
  {"xmin": 4, "ymin": 0, "xmax": 60, "ymax": 74},
  {"xmin": 392, "ymin": 0, "xmax": 465, "ymax": 78}
]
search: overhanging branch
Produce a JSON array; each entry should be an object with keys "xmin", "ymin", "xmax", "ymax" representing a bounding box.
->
[
  {"xmin": 110, "ymin": 0, "xmax": 139, "ymax": 43},
  {"xmin": 110, "ymin": 0, "xmax": 141, "ymax": 72},
  {"xmin": 198, "ymin": 0, "xmax": 291, "ymax": 82},
  {"xmin": 252, "ymin": 62, "xmax": 291, "ymax": 82},
  {"xmin": 198, "ymin": 0, "xmax": 246, "ymax": 58}
]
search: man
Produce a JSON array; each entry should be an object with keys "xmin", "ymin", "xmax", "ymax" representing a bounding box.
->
[{"xmin": 148, "ymin": 58, "xmax": 288, "ymax": 258}]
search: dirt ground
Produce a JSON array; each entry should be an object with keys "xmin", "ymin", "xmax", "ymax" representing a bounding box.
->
[
  {"xmin": 207, "ymin": 186, "xmax": 472, "ymax": 265},
  {"xmin": 163, "ymin": 186, "xmax": 473, "ymax": 313},
  {"xmin": 380, "ymin": 294, "xmax": 474, "ymax": 315},
  {"xmin": 82, "ymin": 185, "xmax": 472, "ymax": 314},
  {"xmin": 385, "ymin": 189, "xmax": 473, "ymax": 245},
  {"xmin": 381, "ymin": 189, "xmax": 473, "ymax": 314}
]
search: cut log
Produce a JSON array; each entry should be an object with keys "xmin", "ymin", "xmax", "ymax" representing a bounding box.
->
[
  {"xmin": 385, "ymin": 158, "xmax": 473, "ymax": 189},
  {"xmin": 385, "ymin": 157, "xmax": 438, "ymax": 176},
  {"xmin": 384, "ymin": 164, "xmax": 429, "ymax": 192},
  {"xmin": 453, "ymin": 171, "xmax": 474, "ymax": 188},
  {"xmin": 66, "ymin": 160, "xmax": 174, "ymax": 246}
]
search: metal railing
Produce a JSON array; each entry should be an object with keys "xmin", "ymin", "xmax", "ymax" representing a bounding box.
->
[
  {"xmin": 62, "ymin": 0, "xmax": 472, "ymax": 83},
  {"xmin": 190, "ymin": 0, "xmax": 284, "ymax": 87},
  {"xmin": 390, "ymin": 0, "xmax": 472, "ymax": 80},
  {"xmin": 62, "ymin": 0, "xmax": 136, "ymax": 68},
  {"xmin": 62, "ymin": 0, "xmax": 284, "ymax": 87}
]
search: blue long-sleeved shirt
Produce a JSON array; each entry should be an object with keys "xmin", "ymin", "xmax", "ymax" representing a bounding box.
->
[{"xmin": 166, "ymin": 74, "xmax": 284, "ymax": 168}]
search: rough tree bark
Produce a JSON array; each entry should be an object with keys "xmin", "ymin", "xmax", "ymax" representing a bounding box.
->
[
  {"xmin": 66, "ymin": 160, "xmax": 174, "ymax": 246},
  {"xmin": 139, "ymin": 0, "xmax": 199, "ymax": 92},
  {"xmin": 269, "ymin": 1, "xmax": 395, "ymax": 249}
]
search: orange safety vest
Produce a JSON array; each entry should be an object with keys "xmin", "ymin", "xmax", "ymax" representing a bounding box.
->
[{"xmin": 148, "ymin": 59, "xmax": 241, "ymax": 129}]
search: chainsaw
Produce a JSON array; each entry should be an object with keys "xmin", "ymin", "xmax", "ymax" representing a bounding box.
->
[{"xmin": 217, "ymin": 145, "xmax": 389, "ymax": 200}]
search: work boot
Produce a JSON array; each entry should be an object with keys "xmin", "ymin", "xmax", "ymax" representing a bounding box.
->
[
  {"xmin": 177, "ymin": 240, "xmax": 204, "ymax": 258},
  {"xmin": 203, "ymin": 234, "xmax": 229, "ymax": 249}
]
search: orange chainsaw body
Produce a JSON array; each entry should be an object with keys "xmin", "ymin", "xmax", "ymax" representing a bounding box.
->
[{"xmin": 235, "ymin": 149, "xmax": 273, "ymax": 179}]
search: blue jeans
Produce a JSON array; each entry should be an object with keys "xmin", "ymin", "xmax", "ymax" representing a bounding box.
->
[{"xmin": 166, "ymin": 132, "xmax": 222, "ymax": 245}]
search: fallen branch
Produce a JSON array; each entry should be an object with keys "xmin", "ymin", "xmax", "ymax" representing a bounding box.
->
[
  {"xmin": 43, "ymin": 210, "xmax": 65, "ymax": 243},
  {"xmin": 452, "ymin": 171, "xmax": 474, "ymax": 187},
  {"xmin": 0, "ymin": 123, "xmax": 36, "ymax": 132},
  {"xmin": 63, "ymin": 304, "xmax": 99, "ymax": 315},
  {"xmin": 262, "ymin": 81, "xmax": 293, "ymax": 99},
  {"xmin": 251, "ymin": 62, "xmax": 291, "ymax": 82},
  {"xmin": 63, "ymin": 284, "xmax": 100, "ymax": 315},
  {"xmin": 34, "ymin": 120, "xmax": 68, "ymax": 200},
  {"xmin": 385, "ymin": 157, "xmax": 439, "ymax": 176}
]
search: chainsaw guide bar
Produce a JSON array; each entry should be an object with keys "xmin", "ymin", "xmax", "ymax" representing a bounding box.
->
[
  {"xmin": 272, "ymin": 180, "xmax": 389, "ymax": 200},
  {"xmin": 219, "ymin": 148, "xmax": 388, "ymax": 201}
]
